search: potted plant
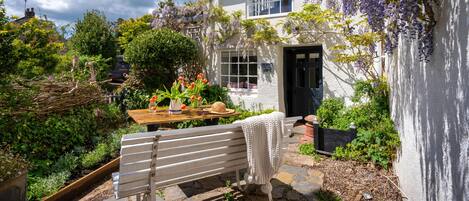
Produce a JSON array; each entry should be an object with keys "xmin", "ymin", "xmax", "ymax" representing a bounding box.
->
[
  {"xmin": 0, "ymin": 149, "xmax": 29, "ymax": 201},
  {"xmin": 154, "ymin": 73, "xmax": 208, "ymax": 114}
]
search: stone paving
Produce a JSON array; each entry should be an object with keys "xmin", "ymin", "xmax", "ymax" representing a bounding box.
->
[{"xmin": 104, "ymin": 132, "xmax": 324, "ymax": 201}]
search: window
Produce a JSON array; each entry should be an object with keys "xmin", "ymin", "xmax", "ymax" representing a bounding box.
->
[
  {"xmin": 221, "ymin": 50, "xmax": 258, "ymax": 90},
  {"xmin": 247, "ymin": 0, "xmax": 292, "ymax": 17}
]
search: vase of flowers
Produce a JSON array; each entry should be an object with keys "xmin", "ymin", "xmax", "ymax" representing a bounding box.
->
[
  {"xmin": 148, "ymin": 95, "xmax": 158, "ymax": 112},
  {"xmin": 154, "ymin": 73, "xmax": 208, "ymax": 114}
]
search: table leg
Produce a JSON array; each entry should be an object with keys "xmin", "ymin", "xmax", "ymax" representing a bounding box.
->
[
  {"xmin": 147, "ymin": 124, "xmax": 160, "ymax": 132},
  {"xmin": 204, "ymin": 118, "xmax": 219, "ymax": 126}
]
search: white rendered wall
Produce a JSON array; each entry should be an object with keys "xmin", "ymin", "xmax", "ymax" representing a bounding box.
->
[
  {"xmin": 388, "ymin": 0, "xmax": 469, "ymax": 200},
  {"xmin": 213, "ymin": 0, "xmax": 363, "ymax": 111}
]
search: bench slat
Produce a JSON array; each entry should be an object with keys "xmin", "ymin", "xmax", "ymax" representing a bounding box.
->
[
  {"xmin": 120, "ymin": 138, "xmax": 246, "ymax": 165},
  {"xmin": 118, "ymin": 163, "xmax": 247, "ymax": 198},
  {"xmin": 118, "ymin": 151, "xmax": 247, "ymax": 184},
  {"xmin": 118, "ymin": 158, "xmax": 247, "ymax": 192},
  {"xmin": 120, "ymin": 131, "xmax": 243, "ymax": 155},
  {"xmin": 119, "ymin": 145, "xmax": 246, "ymax": 173}
]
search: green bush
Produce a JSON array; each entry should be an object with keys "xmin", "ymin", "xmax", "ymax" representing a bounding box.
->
[
  {"xmin": 27, "ymin": 153, "xmax": 79, "ymax": 200},
  {"xmin": 81, "ymin": 143, "xmax": 109, "ymax": 169},
  {"xmin": 316, "ymin": 98, "xmax": 345, "ymax": 129},
  {"xmin": 298, "ymin": 143, "xmax": 316, "ymax": 156},
  {"xmin": 218, "ymin": 108, "xmax": 276, "ymax": 125},
  {"xmin": 317, "ymin": 79, "xmax": 400, "ymax": 169},
  {"xmin": 70, "ymin": 10, "xmax": 116, "ymax": 60},
  {"xmin": 0, "ymin": 103, "xmax": 123, "ymax": 174},
  {"xmin": 124, "ymin": 28, "xmax": 198, "ymax": 89},
  {"xmin": 202, "ymin": 85, "xmax": 233, "ymax": 106}
]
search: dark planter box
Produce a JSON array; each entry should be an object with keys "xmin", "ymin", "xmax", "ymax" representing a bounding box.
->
[
  {"xmin": 0, "ymin": 172, "xmax": 27, "ymax": 201},
  {"xmin": 313, "ymin": 123, "xmax": 357, "ymax": 155}
]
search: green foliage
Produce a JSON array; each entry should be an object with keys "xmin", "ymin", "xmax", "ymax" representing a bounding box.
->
[
  {"xmin": 28, "ymin": 171, "xmax": 70, "ymax": 200},
  {"xmin": 117, "ymin": 14, "xmax": 152, "ymax": 52},
  {"xmin": 124, "ymin": 29, "xmax": 198, "ymax": 89},
  {"xmin": 314, "ymin": 189, "xmax": 342, "ymax": 201},
  {"xmin": 120, "ymin": 88, "xmax": 151, "ymax": 110},
  {"xmin": 81, "ymin": 143, "xmax": 109, "ymax": 169},
  {"xmin": 223, "ymin": 180, "xmax": 235, "ymax": 201},
  {"xmin": 316, "ymin": 79, "xmax": 400, "ymax": 168},
  {"xmin": 56, "ymin": 54, "xmax": 112, "ymax": 81},
  {"xmin": 27, "ymin": 153, "xmax": 79, "ymax": 200},
  {"xmin": 299, "ymin": 143, "xmax": 316, "ymax": 156},
  {"xmin": 0, "ymin": 0, "xmax": 7, "ymax": 26},
  {"xmin": 0, "ymin": 103, "xmax": 123, "ymax": 174},
  {"xmin": 202, "ymin": 85, "xmax": 232, "ymax": 106},
  {"xmin": 0, "ymin": 148, "xmax": 29, "ymax": 183},
  {"xmin": 284, "ymin": 3, "xmax": 383, "ymax": 80},
  {"xmin": 11, "ymin": 18, "xmax": 63, "ymax": 78},
  {"xmin": 71, "ymin": 10, "xmax": 116, "ymax": 59},
  {"xmin": 316, "ymin": 98, "xmax": 345, "ymax": 128}
]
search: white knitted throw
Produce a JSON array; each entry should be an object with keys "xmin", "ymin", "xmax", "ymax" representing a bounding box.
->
[{"xmin": 240, "ymin": 112, "xmax": 285, "ymax": 200}]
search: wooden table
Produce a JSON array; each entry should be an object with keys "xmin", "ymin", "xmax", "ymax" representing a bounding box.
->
[{"xmin": 127, "ymin": 108, "xmax": 240, "ymax": 131}]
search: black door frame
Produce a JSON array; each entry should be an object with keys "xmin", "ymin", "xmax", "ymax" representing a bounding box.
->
[{"xmin": 283, "ymin": 45, "xmax": 323, "ymax": 117}]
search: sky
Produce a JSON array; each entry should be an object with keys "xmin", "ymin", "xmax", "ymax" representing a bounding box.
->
[{"xmin": 5, "ymin": 0, "xmax": 190, "ymax": 26}]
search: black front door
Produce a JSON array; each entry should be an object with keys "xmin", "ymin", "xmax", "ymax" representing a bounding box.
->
[{"xmin": 284, "ymin": 46, "xmax": 323, "ymax": 117}]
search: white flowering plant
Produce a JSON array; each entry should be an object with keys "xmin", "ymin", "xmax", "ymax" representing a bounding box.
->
[{"xmin": 0, "ymin": 148, "xmax": 29, "ymax": 183}]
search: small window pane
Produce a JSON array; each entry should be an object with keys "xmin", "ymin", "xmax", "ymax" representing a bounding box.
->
[
  {"xmin": 230, "ymin": 52, "xmax": 238, "ymax": 62},
  {"xmin": 309, "ymin": 53, "xmax": 320, "ymax": 59},
  {"xmin": 240, "ymin": 64, "xmax": 248, "ymax": 75},
  {"xmin": 296, "ymin": 54, "xmax": 305, "ymax": 59},
  {"xmin": 229, "ymin": 77, "xmax": 239, "ymax": 88},
  {"xmin": 222, "ymin": 52, "xmax": 229, "ymax": 62},
  {"xmin": 249, "ymin": 64, "xmax": 258, "ymax": 75},
  {"xmin": 230, "ymin": 64, "xmax": 238, "ymax": 74},
  {"xmin": 221, "ymin": 64, "xmax": 229, "ymax": 75},
  {"xmin": 281, "ymin": 0, "xmax": 292, "ymax": 12},
  {"xmin": 240, "ymin": 55, "xmax": 248, "ymax": 63},
  {"xmin": 239, "ymin": 77, "xmax": 248, "ymax": 89},
  {"xmin": 248, "ymin": 77, "xmax": 258, "ymax": 89},
  {"xmin": 270, "ymin": 1, "xmax": 280, "ymax": 14}
]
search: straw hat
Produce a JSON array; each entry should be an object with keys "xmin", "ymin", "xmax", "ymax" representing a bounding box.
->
[{"xmin": 204, "ymin": 102, "xmax": 235, "ymax": 114}]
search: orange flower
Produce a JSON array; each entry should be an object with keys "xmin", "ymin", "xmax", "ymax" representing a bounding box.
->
[
  {"xmin": 178, "ymin": 76, "xmax": 184, "ymax": 81},
  {"xmin": 197, "ymin": 96, "xmax": 202, "ymax": 101},
  {"xmin": 191, "ymin": 82, "xmax": 195, "ymax": 88},
  {"xmin": 197, "ymin": 73, "xmax": 204, "ymax": 80},
  {"xmin": 202, "ymin": 79, "xmax": 208, "ymax": 84},
  {"xmin": 150, "ymin": 95, "xmax": 157, "ymax": 103},
  {"xmin": 190, "ymin": 95, "xmax": 195, "ymax": 100},
  {"xmin": 181, "ymin": 104, "xmax": 187, "ymax": 110}
]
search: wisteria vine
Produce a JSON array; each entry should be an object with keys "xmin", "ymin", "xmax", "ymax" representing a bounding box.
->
[{"xmin": 305, "ymin": 0, "xmax": 439, "ymax": 61}]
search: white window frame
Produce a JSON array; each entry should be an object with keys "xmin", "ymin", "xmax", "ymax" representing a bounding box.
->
[
  {"xmin": 219, "ymin": 50, "xmax": 258, "ymax": 93},
  {"xmin": 246, "ymin": 0, "xmax": 292, "ymax": 18}
]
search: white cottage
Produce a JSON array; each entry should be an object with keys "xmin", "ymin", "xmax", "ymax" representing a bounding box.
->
[{"xmin": 207, "ymin": 0, "xmax": 364, "ymax": 117}]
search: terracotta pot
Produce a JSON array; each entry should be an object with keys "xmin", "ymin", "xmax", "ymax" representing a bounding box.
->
[
  {"xmin": 0, "ymin": 171, "xmax": 27, "ymax": 201},
  {"xmin": 301, "ymin": 115, "xmax": 317, "ymax": 144}
]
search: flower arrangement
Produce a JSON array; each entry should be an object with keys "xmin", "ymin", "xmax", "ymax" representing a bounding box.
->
[{"xmin": 149, "ymin": 73, "xmax": 208, "ymax": 114}]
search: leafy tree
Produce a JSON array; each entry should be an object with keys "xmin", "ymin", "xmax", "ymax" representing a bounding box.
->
[
  {"xmin": 12, "ymin": 18, "xmax": 63, "ymax": 78},
  {"xmin": 116, "ymin": 14, "xmax": 152, "ymax": 52},
  {"xmin": 124, "ymin": 29, "xmax": 198, "ymax": 89},
  {"xmin": 0, "ymin": 0, "xmax": 7, "ymax": 26},
  {"xmin": 70, "ymin": 10, "xmax": 116, "ymax": 59}
]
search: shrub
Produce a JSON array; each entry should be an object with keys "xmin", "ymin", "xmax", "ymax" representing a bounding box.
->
[
  {"xmin": 0, "ymin": 148, "xmax": 28, "ymax": 183},
  {"xmin": 218, "ymin": 108, "xmax": 275, "ymax": 125},
  {"xmin": 317, "ymin": 79, "xmax": 400, "ymax": 168},
  {"xmin": 298, "ymin": 143, "xmax": 316, "ymax": 156},
  {"xmin": 10, "ymin": 18, "xmax": 63, "ymax": 78},
  {"xmin": 28, "ymin": 171, "xmax": 70, "ymax": 200},
  {"xmin": 202, "ymin": 85, "xmax": 233, "ymax": 106},
  {"xmin": 56, "ymin": 54, "xmax": 112, "ymax": 81},
  {"xmin": 316, "ymin": 98, "xmax": 345, "ymax": 129},
  {"xmin": 81, "ymin": 143, "xmax": 109, "ymax": 169},
  {"xmin": 116, "ymin": 14, "xmax": 152, "ymax": 52},
  {"xmin": 0, "ymin": 103, "xmax": 123, "ymax": 174},
  {"xmin": 124, "ymin": 29, "xmax": 198, "ymax": 89},
  {"xmin": 70, "ymin": 10, "xmax": 116, "ymax": 60}
]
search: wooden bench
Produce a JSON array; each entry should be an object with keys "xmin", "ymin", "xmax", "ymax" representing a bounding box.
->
[{"xmin": 112, "ymin": 116, "xmax": 301, "ymax": 201}]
